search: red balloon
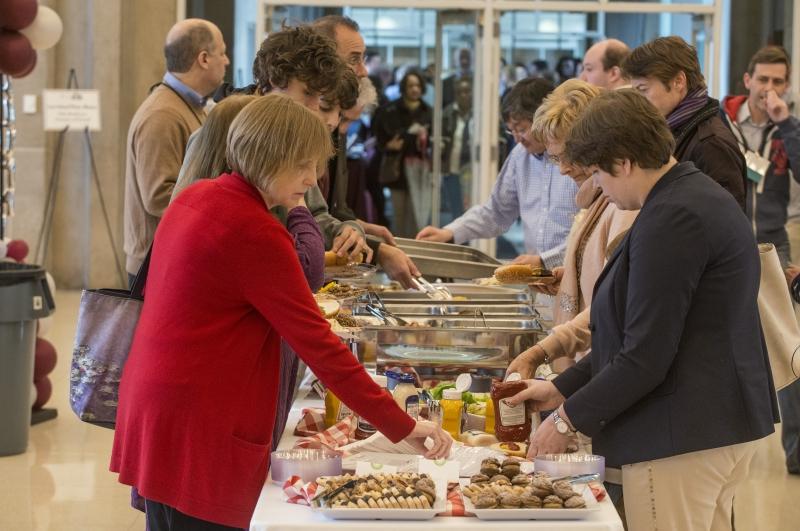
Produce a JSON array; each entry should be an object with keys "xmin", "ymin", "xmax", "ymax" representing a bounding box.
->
[
  {"xmin": 0, "ymin": 0, "xmax": 38, "ymax": 31},
  {"xmin": 0, "ymin": 29, "xmax": 34, "ymax": 76},
  {"xmin": 33, "ymin": 376, "xmax": 52, "ymax": 410},
  {"xmin": 6, "ymin": 238, "xmax": 29, "ymax": 261},
  {"xmin": 11, "ymin": 48, "xmax": 35, "ymax": 78},
  {"xmin": 34, "ymin": 338, "xmax": 57, "ymax": 379}
]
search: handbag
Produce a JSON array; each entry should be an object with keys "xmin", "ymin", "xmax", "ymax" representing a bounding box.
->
[
  {"xmin": 757, "ymin": 243, "xmax": 800, "ymax": 390},
  {"xmin": 69, "ymin": 250, "xmax": 151, "ymax": 428},
  {"xmin": 378, "ymin": 150, "xmax": 402, "ymax": 185}
]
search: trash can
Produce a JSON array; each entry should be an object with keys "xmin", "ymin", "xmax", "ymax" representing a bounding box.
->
[{"xmin": 0, "ymin": 262, "xmax": 55, "ymax": 456}]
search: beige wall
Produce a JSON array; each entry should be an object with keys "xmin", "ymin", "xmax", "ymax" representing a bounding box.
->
[{"xmin": 8, "ymin": 0, "xmax": 176, "ymax": 288}]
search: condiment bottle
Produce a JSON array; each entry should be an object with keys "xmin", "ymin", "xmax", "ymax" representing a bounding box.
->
[
  {"xmin": 484, "ymin": 396, "xmax": 495, "ymax": 434},
  {"xmin": 491, "ymin": 375, "xmax": 531, "ymax": 442},
  {"xmin": 392, "ymin": 373, "xmax": 420, "ymax": 419},
  {"xmin": 354, "ymin": 374, "xmax": 391, "ymax": 440},
  {"xmin": 324, "ymin": 390, "xmax": 352, "ymax": 428},
  {"xmin": 441, "ymin": 388, "xmax": 464, "ymax": 439}
]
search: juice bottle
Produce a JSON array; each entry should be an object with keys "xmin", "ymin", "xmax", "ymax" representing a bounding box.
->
[
  {"xmin": 484, "ymin": 395, "xmax": 495, "ymax": 434},
  {"xmin": 441, "ymin": 389, "xmax": 464, "ymax": 439},
  {"xmin": 324, "ymin": 390, "xmax": 352, "ymax": 428}
]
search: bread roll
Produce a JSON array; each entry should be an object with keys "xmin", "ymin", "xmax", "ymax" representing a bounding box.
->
[
  {"xmin": 324, "ymin": 251, "xmax": 348, "ymax": 267},
  {"xmin": 494, "ymin": 264, "xmax": 551, "ymax": 284}
]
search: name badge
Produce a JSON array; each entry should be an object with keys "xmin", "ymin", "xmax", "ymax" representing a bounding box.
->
[{"xmin": 745, "ymin": 150, "xmax": 770, "ymax": 184}]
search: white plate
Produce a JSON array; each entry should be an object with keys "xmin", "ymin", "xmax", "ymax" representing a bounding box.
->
[
  {"xmin": 463, "ymin": 485, "xmax": 600, "ymax": 520},
  {"xmin": 313, "ymin": 498, "xmax": 444, "ymax": 520}
]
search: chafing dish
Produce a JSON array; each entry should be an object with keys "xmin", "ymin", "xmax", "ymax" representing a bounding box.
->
[
  {"xmin": 354, "ymin": 303, "xmax": 534, "ymax": 317},
  {"xmin": 395, "ymin": 238, "xmax": 501, "ymax": 279},
  {"xmin": 357, "ymin": 324, "xmax": 544, "ymax": 375}
]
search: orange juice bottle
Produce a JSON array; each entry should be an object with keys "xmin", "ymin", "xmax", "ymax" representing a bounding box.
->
[
  {"xmin": 484, "ymin": 396, "xmax": 495, "ymax": 434},
  {"xmin": 441, "ymin": 389, "xmax": 464, "ymax": 439}
]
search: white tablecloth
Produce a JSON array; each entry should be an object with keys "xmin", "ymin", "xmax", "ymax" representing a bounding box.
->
[{"xmin": 250, "ymin": 397, "xmax": 623, "ymax": 531}]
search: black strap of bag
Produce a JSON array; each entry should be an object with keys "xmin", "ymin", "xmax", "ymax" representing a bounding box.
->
[{"xmin": 93, "ymin": 246, "xmax": 152, "ymax": 300}]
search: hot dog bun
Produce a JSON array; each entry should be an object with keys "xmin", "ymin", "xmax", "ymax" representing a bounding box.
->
[{"xmin": 494, "ymin": 264, "xmax": 552, "ymax": 284}]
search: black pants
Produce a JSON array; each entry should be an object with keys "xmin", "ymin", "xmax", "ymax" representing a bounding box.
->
[{"xmin": 144, "ymin": 499, "xmax": 244, "ymax": 531}]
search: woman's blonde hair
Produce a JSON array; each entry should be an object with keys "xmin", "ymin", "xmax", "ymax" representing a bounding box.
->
[
  {"xmin": 531, "ymin": 79, "xmax": 602, "ymax": 145},
  {"xmin": 226, "ymin": 93, "xmax": 334, "ymax": 192},
  {"xmin": 181, "ymin": 95, "xmax": 258, "ymax": 189}
]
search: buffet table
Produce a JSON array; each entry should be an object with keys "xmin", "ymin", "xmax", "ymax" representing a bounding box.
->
[{"xmin": 249, "ymin": 396, "xmax": 624, "ymax": 531}]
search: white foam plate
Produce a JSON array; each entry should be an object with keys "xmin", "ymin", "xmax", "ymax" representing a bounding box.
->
[
  {"xmin": 463, "ymin": 484, "xmax": 600, "ymax": 520},
  {"xmin": 313, "ymin": 498, "xmax": 444, "ymax": 520}
]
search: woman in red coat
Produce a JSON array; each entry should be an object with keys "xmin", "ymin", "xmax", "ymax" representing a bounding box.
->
[{"xmin": 110, "ymin": 94, "xmax": 452, "ymax": 530}]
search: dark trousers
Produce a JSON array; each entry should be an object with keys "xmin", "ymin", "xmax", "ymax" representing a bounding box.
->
[{"xmin": 145, "ymin": 499, "xmax": 244, "ymax": 531}]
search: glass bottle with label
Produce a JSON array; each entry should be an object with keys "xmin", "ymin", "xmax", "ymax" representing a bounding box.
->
[
  {"xmin": 354, "ymin": 374, "xmax": 391, "ymax": 439},
  {"xmin": 491, "ymin": 378, "xmax": 531, "ymax": 442},
  {"xmin": 392, "ymin": 373, "xmax": 420, "ymax": 419}
]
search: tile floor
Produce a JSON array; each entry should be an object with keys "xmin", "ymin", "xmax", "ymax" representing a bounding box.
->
[{"xmin": 2, "ymin": 252, "xmax": 800, "ymax": 529}]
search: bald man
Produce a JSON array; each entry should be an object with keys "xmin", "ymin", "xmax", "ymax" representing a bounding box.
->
[
  {"xmin": 579, "ymin": 39, "xmax": 630, "ymax": 89},
  {"xmin": 123, "ymin": 19, "xmax": 228, "ymax": 284}
]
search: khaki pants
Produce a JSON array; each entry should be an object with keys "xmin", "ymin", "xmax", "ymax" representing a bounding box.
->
[{"xmin": 621, "ymin": 440, "xmax": 759, "ymax": 531}]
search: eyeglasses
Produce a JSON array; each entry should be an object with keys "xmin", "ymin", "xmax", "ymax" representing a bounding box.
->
[
  {"xmin": 548, "ymin": 152, "xmax": 563, "ymax": 164},
  {"xmin": 346, "ymin": 54, "xmax": 366, "ymax": 67},
  {"xmin": 505, "ymin": 126, "xmax": 531, "ymax": 137}
]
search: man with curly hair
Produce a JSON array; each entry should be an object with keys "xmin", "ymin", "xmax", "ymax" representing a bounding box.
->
[{"xmin": 177, "ymin": 25, "xmax": 372, "ymax": 262}]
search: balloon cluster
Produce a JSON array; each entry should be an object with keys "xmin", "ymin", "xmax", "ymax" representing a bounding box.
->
[
  {"xmin": 0, "ymin": 0, "xmax": 63, "ymax": 78},
  {"xmin": 1, "ymin": 238, "xmax": 57, "ymax": 409}
]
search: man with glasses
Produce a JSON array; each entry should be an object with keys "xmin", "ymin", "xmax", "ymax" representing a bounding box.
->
[{"xmin": 417, "ymin": 78, "xmax": 578, "ymax": 271}]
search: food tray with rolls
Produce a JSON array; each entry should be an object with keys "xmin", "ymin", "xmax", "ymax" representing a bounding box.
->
[{"xmin": 310, "ymin": 472, "xmax": 444, "ymax": 520}]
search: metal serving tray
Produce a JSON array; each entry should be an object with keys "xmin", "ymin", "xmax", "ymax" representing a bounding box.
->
[
  {"xmin": 395, "ymin": 238, "xmax": 501, "ymax": 280},
  {"xmin": 358, "ymin": 325, "xmax": 544, "ymax": 371},
  {"xmin": 354, "ymin": 304, "xmax": 535, "ymax": 317},
  {"xmin": 375, "ymin": 293, "xmax": 531, "ymax": 303}
]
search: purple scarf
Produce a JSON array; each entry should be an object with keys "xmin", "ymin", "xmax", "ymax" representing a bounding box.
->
[{"xmin": 666, "ymin": 88, "xmax": 709, "ymax": 130}]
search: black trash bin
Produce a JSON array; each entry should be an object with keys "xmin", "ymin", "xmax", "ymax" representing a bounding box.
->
[{"xmin": 0, "ymin": 262, "xmax": 55, "ymax": 456}]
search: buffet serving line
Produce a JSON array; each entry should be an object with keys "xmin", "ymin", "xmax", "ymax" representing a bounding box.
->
[
  {"xmin": 250, "ymin": 239, "xmax": 623, "ymax": 530},
  {"xmin": 249, "ymin": 397, "xmax": 624, "ymax": 531}
]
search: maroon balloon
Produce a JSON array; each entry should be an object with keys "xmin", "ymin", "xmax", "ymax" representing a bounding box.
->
[
  {"xmin": 34, "ymin": 338, "xmax": 57, "ymax": 380},
  {"xmin": 34, "ymin": 376, "xmax": 52, "ymax": 410},
  {"xmin": 11, "ymin": 48, "xmax": 36, "ymax": 78},
  {"xmin": 0, "ymin": 0, "xmax": 38, "ymax": 31},
  {"xmin": 0, "ymin": 30, "xmax": 34, "ymax": 76},
  {"xmin": 6, "ymin": 238, "xmax": 29, "ymax": 261}
]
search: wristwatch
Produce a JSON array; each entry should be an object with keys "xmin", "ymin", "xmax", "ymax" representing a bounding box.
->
[{"xmin": 552, "ymin": 408, "xmax": 577, "ymax": 435}]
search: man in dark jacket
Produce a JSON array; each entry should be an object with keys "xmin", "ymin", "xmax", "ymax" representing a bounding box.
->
[{"xmin": 623, "ymin": 36, "xmax": 747, "ymax": 210}]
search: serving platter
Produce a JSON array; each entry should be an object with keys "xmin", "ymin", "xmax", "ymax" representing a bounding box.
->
[
  {"xmin": 313, "ymin": 498, "xmax": 445, "ymax": 520},
  {"xmin": 463, "ymin": 484, "xmax": 600, "ymax": 520}
]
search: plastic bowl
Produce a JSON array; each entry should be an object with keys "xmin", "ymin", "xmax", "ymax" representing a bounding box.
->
[
  {"xmin": 270, "ymin": 449, "xmax": 342, "ymax": 484},
  {"xmin": 534, "ymin": 453, "xmax": 605, "ymax": 482}
]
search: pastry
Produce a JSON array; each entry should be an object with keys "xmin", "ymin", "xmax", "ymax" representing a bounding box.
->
[
  {"xmin": 511, "ymin": 473, "xmax": 531, "ymax": 486},
  {"xmin": 500, "ymin": 493, "xmax": 522, "ymax": 508},
  {"xmin": 520, "ymin": 492, "xmax": 543, "ymax": 508},
  {"xmin": 324, "ymin": 250, "xmax": 349, "ymax": 267},
  {"xmin": 490, "ymin": 441, "xmax": 528, "ymax": 458},
  {"xmin": 481, "ymin": 457, "xmax": 501, "ymax": 468},
  {"xmin": 564, "ymin": 494, "xmax": 586, "ymax": 509},
  {"xmin": 501, "ymin": 463, "xmax": 521, "ymax": 479},
  {"xmin": 531, "ymin": 476, "xmax": 553, "ymax": 498},
  {"xmin": 480, "ymin": 464, "xmax": 501, "ymax": 477},
  {"xmin": 475, "ymin": 493, "xmax": 498, "ymax": 509},
  {"xmin": 542, "ymin": 495, "xmax": 564, "ymax": 509},
  {"xmin": 470, "ymin": 473, "xmax": 490, "ymax": 484},
  {"xmin": 553, "ymin": 480, "xmax": 577, "ymax": 500},
  {"xmin": 490, "ymin": 474, "xmax": 511, "ymax": 485}
]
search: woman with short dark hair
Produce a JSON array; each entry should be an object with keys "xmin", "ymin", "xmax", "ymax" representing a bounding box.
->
[{"xmin": 508, "ymin": 89, "xmax": 778, "ymax": 531}]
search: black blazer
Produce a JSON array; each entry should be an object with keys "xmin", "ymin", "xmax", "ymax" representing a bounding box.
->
[{"xmin": 554, "ymin": 162, "xmax": 779, "ymax": 468}]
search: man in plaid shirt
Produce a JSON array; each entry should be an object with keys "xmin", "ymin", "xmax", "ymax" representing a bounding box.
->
[{"xmin": 417, "ymin": 78, "xmax": 579, "ymax": 270}]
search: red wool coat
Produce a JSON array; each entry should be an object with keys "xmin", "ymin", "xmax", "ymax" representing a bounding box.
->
[{"xmin": 110, "ymin": 173, "xmax": 415, "ymax": 528}]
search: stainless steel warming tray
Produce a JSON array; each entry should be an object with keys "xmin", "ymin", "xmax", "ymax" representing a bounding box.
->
[
  {"xmin": 362, "ymin": 304, "xmax": 535, "ymax": 317},
  {"xmin": 395, "ymin": 238, "xmax": 501, "ymax": 279}
]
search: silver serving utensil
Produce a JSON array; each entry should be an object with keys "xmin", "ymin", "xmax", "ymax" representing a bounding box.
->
[
  {"xmin": 311, "ymin": 478, "xmax": 357, "ymax": 507},
  {"xmin": 550, "ymin": 473, "xmax": 600, "ymax": 484}
]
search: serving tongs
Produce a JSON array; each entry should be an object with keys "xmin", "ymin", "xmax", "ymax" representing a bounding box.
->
[
  {"xmin": 311, "ymin": 478, "xmax": 357, "ymax": 508},
  {"xmin": 550, "ymin": 473, "xmax": 601, "ymax": 484},
  {"xmin": 412, "ymin": 276, "xmax": 453, "ymax": 301},
  {"xmin": 365, "ymin": 292, "xmax": 409, "ymax": 326}
]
